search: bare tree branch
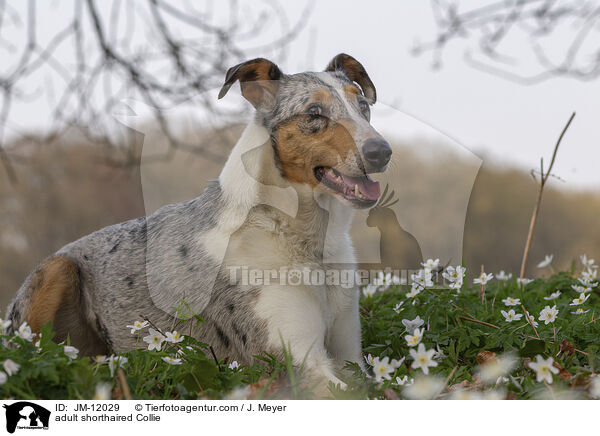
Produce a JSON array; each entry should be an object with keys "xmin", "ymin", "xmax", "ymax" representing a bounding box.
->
[
  {"xmin": 0, "ymin": 0, "xmax": 312, "ymax": 181},
  {"xmin": 415, "ymin": 0, "xmax": 600, "ymax": 84}
]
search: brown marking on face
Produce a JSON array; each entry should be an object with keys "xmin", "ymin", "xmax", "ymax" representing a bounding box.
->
[
  {"xmin": 27, "ymin": 256, "xmax": 80, "ymax": 333},
  {"xmin": 275, "ymin": 115, "xmax": 357, "ymax": 186},
  {"xmin": 311, "ymin": 88, "xmax": 334, "ymax": 105},
  {"xmin": 344, "ymin": 84, "xmax": 361, "ymax": 100}
]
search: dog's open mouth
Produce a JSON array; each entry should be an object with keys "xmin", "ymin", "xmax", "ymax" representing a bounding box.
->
[{"xmin": 314, "ymin": 166, "xmax": 380, "ymax": 206}]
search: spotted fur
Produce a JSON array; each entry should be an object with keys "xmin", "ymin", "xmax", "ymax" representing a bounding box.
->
[{"xmin": 7, "ymin": 53, "xmax": 390, "ymax": 396}]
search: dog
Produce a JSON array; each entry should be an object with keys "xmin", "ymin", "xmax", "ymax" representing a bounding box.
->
[{"xmin": 6, "ymin": 53, "xmax": 392, "ymax": 393}]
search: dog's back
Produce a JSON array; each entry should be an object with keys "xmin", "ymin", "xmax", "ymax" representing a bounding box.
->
[{"xmin": 6, "ymin": 180, "xmax": 268, "ymax": 361}]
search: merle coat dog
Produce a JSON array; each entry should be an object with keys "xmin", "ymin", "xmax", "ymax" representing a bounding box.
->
[{"xmin": 7, "ymin": 53, "xmax": 392, "ymax": 393}]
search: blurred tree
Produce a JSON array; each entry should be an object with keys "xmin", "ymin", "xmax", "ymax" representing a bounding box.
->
[
  {"xmin": 414, "ymin": 0, "xmax": 600, "ymax": 84},
  {"xmin": 0, "ymin": 0, "xmax": 311, "ymax": 182}
]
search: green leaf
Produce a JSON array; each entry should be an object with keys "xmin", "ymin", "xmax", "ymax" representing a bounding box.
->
[{"xmin": 519, "ymin": 339, "xmax": 546, "ymax": 357}]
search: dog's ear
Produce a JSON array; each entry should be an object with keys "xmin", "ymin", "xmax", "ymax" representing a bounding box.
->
[
  {"xmin": 218, "ymin": 58, "xmax": 283, "ymax": 109},
  {"xmin": 325, "ymin": 53, "xmax": 376, "ymax": 104}
]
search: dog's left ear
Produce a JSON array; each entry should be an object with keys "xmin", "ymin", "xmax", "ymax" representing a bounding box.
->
[
  {"xmin": 218, "ymin": 58, "xmax": 283, "ymax": 109},
  {"xmin": 325, "ymin": 53, "xmax": 376, "ymax": 104}
]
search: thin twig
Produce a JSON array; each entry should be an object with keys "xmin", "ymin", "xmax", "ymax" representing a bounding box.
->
[
  {"xmin": 435, "ymin": 365, "xmax": 458, "ymax": 399},
  {"xmin": 519, "ymin": 112, "xmax": 575, "ymax": 279},
  {"xmin": 479, "ymin": 264, "xmax": 485, "ymax": 304},
  {"xmin": 116, "ymin": 368, "xmax": 132, "ymax": 400},
  {"xmin": 458, "ymin": 316, "xmax": 500, "ymax": 330},
  {"xmin": 521, "ymin": 304, "xmax": 540, "ymax": 339}
]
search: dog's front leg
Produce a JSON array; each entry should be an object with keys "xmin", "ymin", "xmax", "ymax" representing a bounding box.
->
[
  {"xmin": 327, "ymin": 291, "xmax": 364, "ymax": 371},
  {"xmin": 255, "ymin": 286, "xmax": 345, "ymax": 395}
]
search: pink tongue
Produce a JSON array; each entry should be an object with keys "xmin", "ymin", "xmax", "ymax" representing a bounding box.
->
[{"xmin": 340, "ymin": 174, "xmax": 381, "ymax": 200}]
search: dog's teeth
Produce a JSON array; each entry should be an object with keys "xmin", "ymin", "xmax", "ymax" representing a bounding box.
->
[
  {"xmin": 354, "ymin": 184, "xmax": 360, "ymax": 196},
  {"xmin": 328, "ymin": 169, "xmax": 336, "ymax": 178}
]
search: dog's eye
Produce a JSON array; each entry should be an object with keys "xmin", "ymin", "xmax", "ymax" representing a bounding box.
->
[
  {"xmin": 307, "ymin": 105, "xmax": 323, "ymax": 117},
  {"xmin": 359, "ymin": 101, "xmax": 370, "ymax": 119}
]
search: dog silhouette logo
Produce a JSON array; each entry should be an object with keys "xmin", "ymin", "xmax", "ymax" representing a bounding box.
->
[{"xmin": 2, "ymin": 402, "xmax": 50, "ymax": 433}]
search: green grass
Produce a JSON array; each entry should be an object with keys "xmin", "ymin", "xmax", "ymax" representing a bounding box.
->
[{"xmin": 1, "ymin": 269, "xmax": 599, "ymax": 400}]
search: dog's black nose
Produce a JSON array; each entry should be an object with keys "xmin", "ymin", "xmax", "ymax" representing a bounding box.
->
[{"xmin": 362, "ymin": 138, "xmax": 392, "ymax": 171}]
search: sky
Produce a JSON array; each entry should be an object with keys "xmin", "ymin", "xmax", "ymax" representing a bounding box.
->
[{"xmin": 3, "ymin": 0, "xmax": 600, "ymax": 191}]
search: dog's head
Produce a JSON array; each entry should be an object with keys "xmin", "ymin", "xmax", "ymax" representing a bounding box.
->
[{"xmin": 218, "ymin": 53, "xmax": 391, "ymax": 209}]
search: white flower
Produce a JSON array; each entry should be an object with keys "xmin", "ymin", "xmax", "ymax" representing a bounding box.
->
[
  {"xmin": 393, "ymin": 302, "xmax": 404, "ymax": 313},
  {"xmin": 581, "ymin": 254, "xmax": 596, "ymax": 269},
  {"xmin": 501, "ymin": 309, "xmax": 522, "ymax": 322},
  {"xmin": 108, "ymin": 355, "xmax": 128, "ymax": 376},
  {"xmin": 590, "ymin": 376, "xmax": 600, "ymax": 399},
  {"xmin": 580, "ymin": 268, "xmax": 598, "ymax": 286},
  {"xmin": 164, "ymin": 331, "xmax": 184, "ymax": 344},
  {"xmin": 228, "ymin": 361, "xmax": 240, "ymax": 370},
  {"xmin": 524, "ymin": 311, "xmax": 539, "ymax": 327},
  {"xmin": 405, "ymin": 285, "xmax": 422, "ymax": 298},
  {"xmin": 517, "ymin": 278, "xmax": 533, "ymax": 286},
  {"xmin": 404, "ymin": 328, "xmax": 423, "ymax": 347},
  {"xmin": 364, "ymin": 354, "xmax": 375, "ymax": 366},
  {"xmin": 474, "ymin": 272, "xmax": 493, "ymax": 285},
  {"xmin": 449, "ymin": 281, "xmax": 463, "ymax": 292},
  {"xmin": 421, "ymin": 258, "xmax": 440, "ymax": 271},
  {"xmin": 395, "ymin": 375, "xmax": 414, "ymax": 386},
  {"xmin": 537, "ymin": 255, "xmax": 553, "ymax": 268},
  {"xmin": 17, "ymin": 322, "xmax": 34, "ymax": 341},
  {"xmin": 579, "ymin": 279, "xmax": 598, "ymax": 289},
  {"xmin": 0, "ymin": 371, "xmax": 7, "ymax": 385},
  {"xmin": 544, "ymin": 291, "xmax": 561, "ymax": 300},
  {"xmin": 571, "ymin": 308, "xmax": 589, "ymax": 315},
  {"xmin": 409, "ymin": 344, "xmax": 438, "ymax": 374},
  {"xmin": 443, "ymin": 265, "xmax": 465, "ymax": 292},
  {"xmin": 372, "ymin": 356, "xmax": 394, "ymax": 382},
  {"xmin": 93, "ymin": 383, "xmax": 112, "ymax": 400},
  {"xmin": 3, "ymin": 359, "xmax": 20, "ymax": 376},
  {"xmin": 403, "ymin": 375, "xmax": 444, "ymax": 399},
  {"xmin": 411, "ymin": 269, "xmax": 434, "ymax": 289},
  {"xmin": 94, "ymin": 355, "xmax": 110, "ymax": 364},
  {"xmin": 579, "ymin": 272, "xmax": 598, "ymax": 288},
  {"xmin": 63, "ymin": 345, "xmax": 79, "ymax": 360},
  {"xmin": 539, "ymin": 306, "xmax": 559, "ymax": 324},
  {"xmin": 570, "ymin": 293, "xmax": 590, "ymax": 306},
  {"xmin": 502, "ymin": 297, "xmax": 520, "ymax": 306},
  {"xmin": 126, "ymin": 320, "xmax": 149, "ymax": 334},
  {"xmin": 162, "ymin": 356, "xmax": 182, "ymax": 365},
  {"xmin": 496, "ymin": 270, "xmax": 512, "ymax": 281},
  {"xmin": 528, "ymin": 355, "xmax": 559, "ymax": 384},
  {"xmin": 402, "ymin": 316, "xmax": 425, "ymax": 334},
  {"xmin": 571, "ymin": 285, "xmax": 591, "ymax": 294},
  {"xmin": 0, "ymin": 318, "xmax": 12, "ymax": 333},
  {"xmin": 362, "ymin": 284, "xmax": 379, "ymax": 298},
  {"xmin": 479, "ymin": 354, "xmax": 516, "ymax": 384},
  {"xmin": 443, "ymin": 265, "xmax": 466, "ymax": 283},
  {"xmin": 143, "ymin": 328, "xmax": 165, "ymax": 351}
]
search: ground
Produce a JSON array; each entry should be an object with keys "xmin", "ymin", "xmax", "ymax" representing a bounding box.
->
[{"xmin": 1, "ymin": 261, "xmax": 599, "ymax": 400}]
